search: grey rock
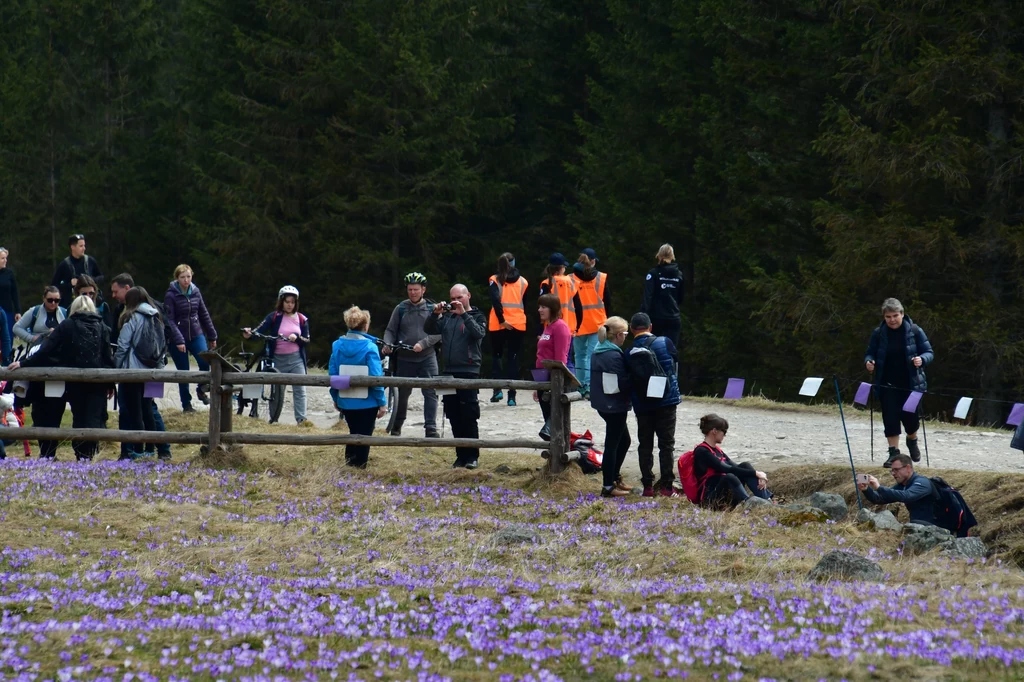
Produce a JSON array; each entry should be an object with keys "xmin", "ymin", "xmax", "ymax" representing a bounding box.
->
[
  {"xmin": 808, "ymin": 550, "xmax": 885, "ymax": 582},
  {"xmin": 940, "ymin": 536, "xmax": 986, "ymax": 559},
  {"xmin": 492, "ymin": 525, "xmax": 540, "ymax": 546},
  {"xmin": 856, "ymin": 508, "xmax": 903, "ymax": 532},
  {"xmin": 808, "ymin": 492, "xmax": 849, "ymax": 521},
  {"xmin": 493, "ymin": 464, "xmax": 512, "ymax": 474},
  {"xmin": 902, "ymin": 523, "xmax": 954, "ymax": 554},
  {"xmin": 741, "ymin": 496, "xmax": 773, "ymax": 510}
]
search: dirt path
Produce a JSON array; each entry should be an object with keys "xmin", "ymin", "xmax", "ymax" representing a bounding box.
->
[{"xmin": 156, "ymin": 376, "xmax": 1023, "ymax": 477}]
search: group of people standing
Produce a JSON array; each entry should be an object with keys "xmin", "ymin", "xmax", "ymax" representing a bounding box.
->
[{"xmin": 1, "ymin": 233, "xmax": 315, "ymax": 460}]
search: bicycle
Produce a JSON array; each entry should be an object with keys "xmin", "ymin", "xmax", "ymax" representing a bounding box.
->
[
  {"xmin": 374, "ymin": 340, "xmax": 415, "ymax": 434},
  {"xmin": 235, "ymin": 329, "xmax": 286, "ymax": 423}
]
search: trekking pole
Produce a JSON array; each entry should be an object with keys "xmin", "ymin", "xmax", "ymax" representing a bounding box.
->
[
  {"xmin": 834, "ymin": 374, "xmax": 863, "ymax": 510},
  {"xmin": 869, "ymin": 389, "xmax": 874, "ymax": 462},
  {"xmin": 919, "ymin": 404, "xmax": 930, "ymax": 468}
]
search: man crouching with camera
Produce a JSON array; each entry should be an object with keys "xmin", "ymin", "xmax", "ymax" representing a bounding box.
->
[
  {"xmin": 857, "ymin": 452, "xmax": 936, "ymax": 525},
  {"xmin": 425, "ymin": 284, "xmax": 487, "ymax": 469}
]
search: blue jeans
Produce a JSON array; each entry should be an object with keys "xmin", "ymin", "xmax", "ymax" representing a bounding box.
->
[
  {"xmin": 572, "ymin": 333, "xmax": 599, "ymax": 390},
  {"xmin": 169, "ymin": 334, "xmax": 211, "ymax": 409}
]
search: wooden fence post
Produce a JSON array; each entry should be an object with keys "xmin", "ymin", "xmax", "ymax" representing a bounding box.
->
[
  {"xmin": 208, "ymin": 359, "xmax": 223, "ymax": 451},
  {"xmin": 541, "ymin": 360, "xmax": 580, "ymax": 474}
]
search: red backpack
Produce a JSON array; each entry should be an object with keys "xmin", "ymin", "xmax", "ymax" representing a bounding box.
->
[{"xmin": 678, "ymin": 444, "xmax": 726, "ymax": 503}]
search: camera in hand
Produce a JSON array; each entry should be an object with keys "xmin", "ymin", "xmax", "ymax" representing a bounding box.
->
[{"xmin": 440, "ymin": 302, "xmax": 454, "ymax": 312}]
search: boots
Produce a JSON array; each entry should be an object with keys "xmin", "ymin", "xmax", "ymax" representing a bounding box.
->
[
  {"xmin": 906, "ymin": 437, "xmax": 922, "ymax": 463},
  {"xmin": 882, "ymin": 446, "xmax": 900, "ymax": 468},
  {"xmin": 539, "ymin": 420, "xmax": 551, "ymax": 441},
  {"xmin": 490, "ymin": 390, "xmax": 504, "ymax": 403},
  {"xmin": 507, "ymin": 389, "xmax": 517, "ymax": 407}
]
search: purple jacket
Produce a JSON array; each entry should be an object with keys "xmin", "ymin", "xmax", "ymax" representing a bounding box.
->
[{"xmin": 164, "ymin": 282, "xmax": 218, "ymax": 346}]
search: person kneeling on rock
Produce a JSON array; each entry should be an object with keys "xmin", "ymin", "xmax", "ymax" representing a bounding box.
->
[
  {"xmin": 857, "ymin": 453, "xmax": 935, "ymax": 525},
  {"xmin": 693, "ymin": 414, "xmax": 771, "ymax": 509}
]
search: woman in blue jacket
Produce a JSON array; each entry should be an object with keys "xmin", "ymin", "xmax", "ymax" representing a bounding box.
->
[
  {"xmin": 864, "ymin": 298, "xmax": 934, "ymax": 467},
  {"xmin": 589, "ymin": 316, "xmax": 633, "ymax": 498},
  {"xmin": 329, "ymin": 306, "xmax": 387, "ymax": 467}
]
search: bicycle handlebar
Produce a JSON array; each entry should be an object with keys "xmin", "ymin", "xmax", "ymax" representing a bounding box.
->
[
  {"xmin": 241, "ymin": 328, "xmax": 287, "ymax": 342},
  {"xmin": 375, "ymin": 340, "xmax": 417, "ymax": 352}
]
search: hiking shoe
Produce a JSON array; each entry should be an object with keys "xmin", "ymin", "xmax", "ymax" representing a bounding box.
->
[
  {"xmin": 299, "ymin": 420, "xmax": 315, "ymax": 428},
  {"xmin": 197, "ymin": 386, "xmax": 210, "ymax": 405},
  {"xmin": 906, "ymin": 438, "xmax": 922, "ymax": 463},
  {"xmin": 464, "ymin": 460, "xmax": 479, "ymax": 470},
  {"xmin": 538, "ymin": 423, "xmax": 551, "ymax": 441},
  {"xmin": 659, "ymin": 487, "xmax": 682, "ymax": 498},
  {"xmin": 389, "ymin": 428, "xmax": 402, "ymax": 437},
  {"xmin": 182, "ymin": 405, "xmax": 196, "ymax": 414},
  {"xmin": 601, "ymin": 487, "xmax": 629, "ymax": 498},
  {"xmin": 490, "ymin": 390, "xmax": 504, "ymax": 403},
  {"xmin": 614, "ymin": 478, "xmax": 633, "ymax": 493},
  {"xmin": 641, "ymin": 487, "xmax": 655, "ymax": 498},
  {"xmin": 425, "ymin": 429, "xmax": 440, "ymax": 438},
  {"xmin": 507, "ymin": 398, "xmax": 517, "ymax": 407},
  {"xmin": 882, "ymin": 447, "xmax": 900, "ymax": 468},
  {"xmin": 157, "ymin": 454, "xmax": 172, "ymax": 462}
]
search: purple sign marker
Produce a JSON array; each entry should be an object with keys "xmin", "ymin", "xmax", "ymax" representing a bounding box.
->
[
  {"xmin": 329, "ymin": 375, "xmax": 351, "ymax": 391},
  {"xmin": 531, "ymin": 369, "xmax": 551, "ymax": 382},
  {"xmin": 1008, "ymin": 403, "xmax": 1024, "ymax": 427},
  {"xmin": 143, "ymin": 382, "xmax": 164, "ymax": 399},
  {"xmin": 902, "ymin": 391, "xmax": 923, "ymax": 413},
  {"xmin": 853, "ymin": 382, "xmax": 871, "ymax": 406},
  {"xmin": 724, "ymin": 378, "xmax": 745, "ymax": 400}
]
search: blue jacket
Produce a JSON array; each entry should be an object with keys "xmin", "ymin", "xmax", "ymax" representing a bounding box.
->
[
  {"xmin": 865, "ymin": 316, "xmax": 933, "ymax": 392},
  {"xmin": 589, "ymin": 339, "xmax": 631, "ymax": 414},
  {"xmin": 255, "ymin": 311, "xmax": 311, "ymax": 368},
  {"xmin": 863, "ymin": 472, "xmax": 935, "ymax": 525},
  {"xmin": 329, "ymin": 332, "xmax": 386, "ymax": 411},
  {"xmin": 629, "ymin": 333, "xmax": 680, "ymax": 414}
]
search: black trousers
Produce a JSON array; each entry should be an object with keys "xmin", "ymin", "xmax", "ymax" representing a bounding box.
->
[
  {"xmin": 636, "ymin": 405, "xmax": 677, "ymax": 489},
  {"xmin": 599, "ymin": 410, "xmax": 630, "ymax": 488},
  {"xmin": 32, "ymin": 396, "xmax": 67, "ymax": 459},
  {"xmin": 878, "ymin": 385, "xmax": 919, "ymax": 438},
  {"xmin": 342, "ymin": 406, "xmax": 378, "ymax": 467},
  {"xmin": 650, "ymin": 317, "xmax": 680, "ymax": 360},
  {"xmin": 490, "ymin": 329, "xmax": 525, "ymax": 398},
  {"xmin": 703, "ymin": 463, "xmax": 771, "ymax": 508},
  {"xmin": 67, "ymin": 384, "xmax": 108, "ymax": 460},
  {"xmin": 443, "ymin": 372, "xmax": 480, "ymax": 465},
  {"xmin": 118, "ymin": 383, "xmax": 155, "ymax": 455}
]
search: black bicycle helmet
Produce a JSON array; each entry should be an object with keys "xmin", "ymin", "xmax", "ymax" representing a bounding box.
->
[{"xmin": 403, "ymin": 272, "xmax": 428, "ymax": 285}]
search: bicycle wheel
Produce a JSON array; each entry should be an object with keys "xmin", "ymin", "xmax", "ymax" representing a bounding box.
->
[
  {"xmin": 385, "ymin": 386, "xmax": 398, "ymax": 433},
  {"xmin": 266, "ymin": 368, "xmax": 284, "ymax": 424}
]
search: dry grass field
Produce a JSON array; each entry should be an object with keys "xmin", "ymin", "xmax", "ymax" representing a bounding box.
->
[{"xmin": 1, "ymin": 410, "xmax": 1023, "ymax": 681}]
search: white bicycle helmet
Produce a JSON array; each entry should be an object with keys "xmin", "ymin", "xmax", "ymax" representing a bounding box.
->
[{"xmin": 278, "ymin": 285, "xmax": 299, "ymax": 299}]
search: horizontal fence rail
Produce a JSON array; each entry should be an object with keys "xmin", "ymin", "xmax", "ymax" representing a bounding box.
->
[{"xmin": 0, "ymin": 355, "xmax": 580, "ymax": 471}]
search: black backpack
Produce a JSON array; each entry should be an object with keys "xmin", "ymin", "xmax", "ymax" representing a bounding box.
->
[
  {"xmin": 132, "ymin": 313, "xmax": 167, "ymax": 368},
  {"xmin": 931, "ymin": 477, "xmax": 977, "ymax": 538},
  {"xmin": 627, "ymin": 337, "xmax": 666, "ymax": 398}
]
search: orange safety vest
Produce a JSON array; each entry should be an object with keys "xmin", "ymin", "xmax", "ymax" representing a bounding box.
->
[
  {"xmin": 542, "ymin": 274, "xmax": 577, "ymax": 330},
  {"xmin": 574, "ymin": 271, "xmax": 607, "ymax": 335},
  {"xmin": 488, "ymin": 275, "xmax": 528, "ymax": 332}
]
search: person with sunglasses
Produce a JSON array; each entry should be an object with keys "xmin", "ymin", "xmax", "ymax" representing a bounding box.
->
[
  {"xmin": 52, "ymin": 233, "xmax": 104, "ymax": 308},
  {"xmin": 14, "ymin": 286, "xmax": 67, "ymax": 350},
  {"xmin": 858, "ymin": 453, "xmax": 936, "ymax": 526},
  {"xmin": 73, "ymin": 275, "xmax": 112, "ymax": 332},
  {"xmin": 691, "ymin": 413, "xmax": 770, "ymax": 509}
]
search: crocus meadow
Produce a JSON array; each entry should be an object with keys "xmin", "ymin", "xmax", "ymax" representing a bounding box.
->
[{"xmin": 0, "ymin": 457, "xmax": 1022, "ymax": 681}]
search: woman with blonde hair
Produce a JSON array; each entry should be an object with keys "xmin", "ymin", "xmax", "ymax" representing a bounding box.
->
[
  {"xmin": 640, "ymin": 243, "xmax": 683, "ymax": 350},
  {"xmin": 329, "ymin": 306, "xmax": 387, "ymax": 468},
  {"xmin": 164, "ymin": 264, "xmax": 218, "ymax": 412},
  {"xmin": 589, "ymin": 316, "xmax": 633, "ymax": 497}
]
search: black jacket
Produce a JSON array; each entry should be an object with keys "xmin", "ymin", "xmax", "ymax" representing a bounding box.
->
[
  {"xmin": 424, "ymin": 308, "xmax": 486, "ymax": 375},
  {"xmin": 0, "ymin": 268, "xmax": 20, "ymax": 318},
  {"xmin": 641, "ymin": 263, "xmax": 683, "ymax": 320},
  {"xmin": 864, "ymin": 317, "xmax": 934, "ymax": 392},
  {"xmin": 51, "ymin": 255, "xmax": 104, "ymax": 308},
  {"xmin": 21, "ymin": 312, "xmax": 114, "ymax": 379}
]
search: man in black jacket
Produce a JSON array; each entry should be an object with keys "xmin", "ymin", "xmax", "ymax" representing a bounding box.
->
[
  {"xmin": 425, "ymin": 284, "xmax": 486, "ymax": 469},
  {"xmin": 52, "ymin": 234, "xmax": 104, "ymax": 308}
]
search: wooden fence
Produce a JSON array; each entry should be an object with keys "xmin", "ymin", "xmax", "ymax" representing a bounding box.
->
[{"xmin": 0, "ymin": 354, "xmax": 582, "ymax": 472}]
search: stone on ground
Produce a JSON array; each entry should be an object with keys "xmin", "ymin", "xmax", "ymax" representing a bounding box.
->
[
  {"xmin": 492, "ymin": 525, "xmax": 541, "ymax": 546},
  {"xmin": 902, "ymin": 523, "xmax": 954, "ymax": 554},
  {"xmin": 808, "ymin": 550, "xmax": 885, "ymax": 582},
  {"xmin": 856, "ymin": 508, "xmax": 903, "ymax": 532},
  {"xmin": 808, "ymin": 492, "xmax": 849, "ymax": 521}
]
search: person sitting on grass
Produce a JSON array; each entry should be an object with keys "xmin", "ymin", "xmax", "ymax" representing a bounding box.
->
[
  {"xmin": 857, "ymin": 453, "xmax": 935, "ymax": 525},
  {"xmin": 693, "ymin": 414, "xmax": 771, "ymax": 508}
]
